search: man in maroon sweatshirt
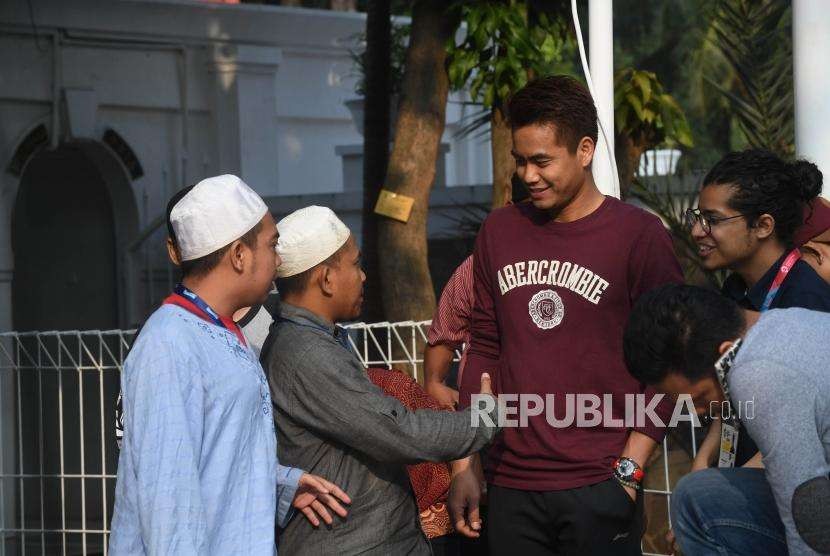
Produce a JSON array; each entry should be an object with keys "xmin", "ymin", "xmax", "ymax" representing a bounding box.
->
[{"xmin": 453, "ymin": 75, "xmax": 683, "ymax": 555}]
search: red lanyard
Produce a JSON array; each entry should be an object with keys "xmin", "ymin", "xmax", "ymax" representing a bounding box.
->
[
  {"xmin": 163, "ymin": 292, "xmax": 248, "ymax": 347},
  {"xmin": 760, "ymin": 249, "xmax": 801, "ymax": 312}
]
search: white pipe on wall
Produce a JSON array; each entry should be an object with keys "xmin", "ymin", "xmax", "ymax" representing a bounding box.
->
[
  {"xmin": 588, "ymin": 0, "xmax": 617, "ymax": 199},
  {"xmin": 793, "ymin": 0, "xmax": 830, "ymax": 198}
]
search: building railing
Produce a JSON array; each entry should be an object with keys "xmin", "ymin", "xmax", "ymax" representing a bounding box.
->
[{"xmin": 0, "ymin": 326, "xmax": 699, "ymax": 556}]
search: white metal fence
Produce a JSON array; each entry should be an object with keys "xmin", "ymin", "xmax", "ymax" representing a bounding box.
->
[{"xmin": 0, "ymin": 325, "xmax": 699, "ymax": 556}]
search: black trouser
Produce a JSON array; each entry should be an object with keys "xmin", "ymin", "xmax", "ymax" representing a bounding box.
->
[
  {"xmin": 487, "ymin": 479, "xmax": 644, "ymax": 556},
  {"xmin": 429, "ymin": 532, "xmax": 489, "ymax": 556}
]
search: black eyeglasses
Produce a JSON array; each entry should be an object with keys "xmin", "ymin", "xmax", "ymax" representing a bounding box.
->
[{"xmin": 684, "ymin": 208, "xmax": 748, "ymax": 235}]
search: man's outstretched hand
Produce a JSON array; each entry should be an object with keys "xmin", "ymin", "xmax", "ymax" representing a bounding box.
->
[
  {"xmin": 292, "ymin": 473, "xmax": 351, "ymax": 527},
  {"xmin": 448, "ymin": 372, "xmax": 493, "ymax": 538}
]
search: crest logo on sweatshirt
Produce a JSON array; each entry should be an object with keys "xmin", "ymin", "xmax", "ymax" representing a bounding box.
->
[{"xmin": 528, "ymin": 289, "xmax": 565, "ymax": 329}]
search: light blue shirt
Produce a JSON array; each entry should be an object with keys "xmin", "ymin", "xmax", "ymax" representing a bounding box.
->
[{"xmin": 109, "ymin": 304, "xmax": 302, "ymax": 555}]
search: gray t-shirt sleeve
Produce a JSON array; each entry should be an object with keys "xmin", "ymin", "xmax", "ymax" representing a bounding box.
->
[{"xmin": 731, "ymin": 358, "xmax": 830, "ymax": 555}]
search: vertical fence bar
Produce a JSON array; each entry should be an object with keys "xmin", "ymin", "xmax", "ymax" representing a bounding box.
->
[
  {"xmin": 16, "ymin": 341, "xmax": 25, "ymax": 556},
  {"xmin": 99, "ymin": 334, "xmax": 108, "ymax": 556},
  {"xmin": 77, "ymin": 334, "xmax": 87, "ymax": 555},
  {"xmin": 362, "ymin": 327, "xmax": 368, "ymax": 366},
  {"xmin": 0, "ymin": 340, "xmax": 7, "ymax": 556},
  {"xmin": 57, "ymin": 338, "xmax": 67, "ymax": 556},
  {"xmin": 410, "ymin": 325, "xmax": 416, "ymax": 379},
  {"xmin": 690, "ymin": 419, "xmax": 698, "ymax": 458},
  {"xmin": 37, "ymin": 337, "xmax": 45, "ymax": 556},
  {"xmin": 386, "ymin": 326, "xmax": 392, "ymax": 370}
]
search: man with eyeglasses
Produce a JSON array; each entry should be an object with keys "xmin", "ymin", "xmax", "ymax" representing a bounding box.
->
[
  {"xmin": 669, "ymin": 150, "xmax": 830, "ymax": 552},
  {"xmin": 685, "ymin": 151, "xmax": 830, "ymax": 468},
  {"xmin": 685, "ymin": 150, "xmax": 830, "ymax": 323}
]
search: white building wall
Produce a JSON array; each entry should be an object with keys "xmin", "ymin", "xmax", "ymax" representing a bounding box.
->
[{"xmin": 0, "ymin": 0, "xmax": 494, "ymax": 336}]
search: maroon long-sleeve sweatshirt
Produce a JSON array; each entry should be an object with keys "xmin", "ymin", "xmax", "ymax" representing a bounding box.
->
[{"xmin": 459, "ymin": 197, "xmax": 683, "ymax": 491}]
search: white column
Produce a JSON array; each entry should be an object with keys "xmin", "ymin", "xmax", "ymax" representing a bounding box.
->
[
  {"xmin": 209, "ymin": 45, "xmax": 282, "ymax": 196},
  {"xmin": 589, "ymin": 0, "xmax": 618, "ymax": 198},
  {"xmin": 794, "ymin": 0, "xmax": 830, "ymax": 199}
]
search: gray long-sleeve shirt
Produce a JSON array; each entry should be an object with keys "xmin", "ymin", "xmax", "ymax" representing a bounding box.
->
[
  {"xmin": 263, "ymin": 303, "xmax": 500, "ymax": 555},
  {"xmin": 731, "ymin": 308, "xmax": 830, "ymax": 555}
]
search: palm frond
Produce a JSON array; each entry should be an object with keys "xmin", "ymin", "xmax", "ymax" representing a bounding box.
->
[{"xmin": 708, "ymin": 0, "xmax": 793, "ymax": 155}]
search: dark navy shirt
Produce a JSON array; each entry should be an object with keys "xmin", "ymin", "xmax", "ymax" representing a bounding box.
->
[
  {"xmin": 723, "ymin": 253, "xmax": 830, "ymax": 313},
  {"xmin": 722, "ymin": 251, "xmax": 830, "ymax": 465}
]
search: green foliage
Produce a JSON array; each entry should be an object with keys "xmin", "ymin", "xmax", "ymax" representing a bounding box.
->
[
  {"xmin": 349, "ymin": 21, "xmax": 411, "ymax": 97},
  {"xmin": 446, "ymin": 1, "xmax": 571, "ymax": 110},
  {"xmin": 614, "ymin": 68, "xmax": 693, "ymax": 149},
  {"xmin": 707, "ymin": 0, "xmax": 793, "ymax": 156}
]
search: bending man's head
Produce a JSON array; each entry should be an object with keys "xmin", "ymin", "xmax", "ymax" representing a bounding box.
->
[
  {"xmin": 275, "ymin": 206, "xmax": 365, "ymax": 323},
  {"xmin": 623, "ymin": 284, "xmax": 748, "ymax": 415}
]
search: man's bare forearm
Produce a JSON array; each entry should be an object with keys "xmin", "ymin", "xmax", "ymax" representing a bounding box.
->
[
  {"xmin": 692, "ymin": 419, "xmax": 721, "ymax": 471},
  {"xmin": 424, "ymin": 343, "xmax": 455, "ymax": 384},
  {"xmin": 621, "ymin": 430, "xmax": 658, "ymax": 469}
]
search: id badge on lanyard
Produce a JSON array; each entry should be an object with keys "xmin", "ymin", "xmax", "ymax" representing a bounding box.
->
[
  {"xmin": 714, "ymin": 339, "xmax": 743, "ymax": 468},
  {"xmin": 718, "ymin": 420, "xmax": 739, "ymax": 468},
  {"xmin": 716, "ymin": 251, "xmax": 800, "ymax": 467}
]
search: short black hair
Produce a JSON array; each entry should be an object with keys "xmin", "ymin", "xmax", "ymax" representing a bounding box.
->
[
  {"xmin": 275, "ymin": 242, "xmax": 347, "ymax": 297},
  {"xmin": 166, "ymin": 185, "xmax": 196, "ymax": 244},
  {"xmin": 165, "ymin": 185, "xmax": 263, "ymax": 278},
  {"xmin": 506, "ymin": 75, "xmax": 598, "ymax": 152},
  {"xmin": 623, "ymin": 284, "xmax": 744, "ymax": 385},
  {"xmin": 179, "ymin": 221, "xmax": 262, "ymax": 278},
  {"xmin": 703, "ymin": 149, "xmax": 823, "ymax": 247}
]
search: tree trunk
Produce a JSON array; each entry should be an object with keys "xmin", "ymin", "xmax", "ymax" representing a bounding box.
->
[
  {"xmin": 615, "ymin": 133, "xmax": 647, "ymax": 200},
  {"xmin": 360, "ymin": 0, "xmax": 390, "ymax": 322},
  {"xmin": 491, "ymin": 105, "xmax": 514, "ymax": 208},
  {"xmin": 377, "ymin": 0, "xmax": 457, "ymax": 322},
  {"xmin": 330, "ymin": 0, "xmax": 357, "ymax": 10}
]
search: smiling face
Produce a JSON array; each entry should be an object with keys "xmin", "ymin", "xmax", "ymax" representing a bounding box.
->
[
  {"xmin": 511, "ymin": 123, "xmax": 594, "ymax": 213},
  {"xmin": 692, "ymin": 184, "xmax": 758, "ymax": 271}
]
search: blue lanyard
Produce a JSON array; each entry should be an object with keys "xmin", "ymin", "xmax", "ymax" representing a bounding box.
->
[
  {"xmin": 277, "ymin": 316, "xmax": 352, "ymax": 351},
  {"xmin": 174, "ymin": 284, "xmax": 226, "ymax": 330}
]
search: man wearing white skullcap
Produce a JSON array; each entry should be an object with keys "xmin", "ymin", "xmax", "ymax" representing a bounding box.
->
[
  {"xmin": 110, "ymin": 177, "xmax": 349, "ymax": 556},
  {"xmin": 261, "ymin": 206, "xmax": 501, "ymax": 555}
]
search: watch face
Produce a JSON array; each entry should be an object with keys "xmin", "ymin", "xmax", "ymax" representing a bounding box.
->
[{"xmin": 618, "ymin": 460, "xmax": 635, "ymax": 476}]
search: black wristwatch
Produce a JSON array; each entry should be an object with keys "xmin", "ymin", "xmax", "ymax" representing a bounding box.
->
[{"xmin": 613, "ymin": 457, "xmax": 644, "ymax": 490}]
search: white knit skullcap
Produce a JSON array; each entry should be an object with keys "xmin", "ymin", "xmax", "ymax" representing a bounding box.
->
[
  {"xmin": 276, "ymin": 206, "xmax": 351, "ymax": 277},
  {"xmin": 170, "ymin": 174, "xmax": 268, "ymax": 261}
]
